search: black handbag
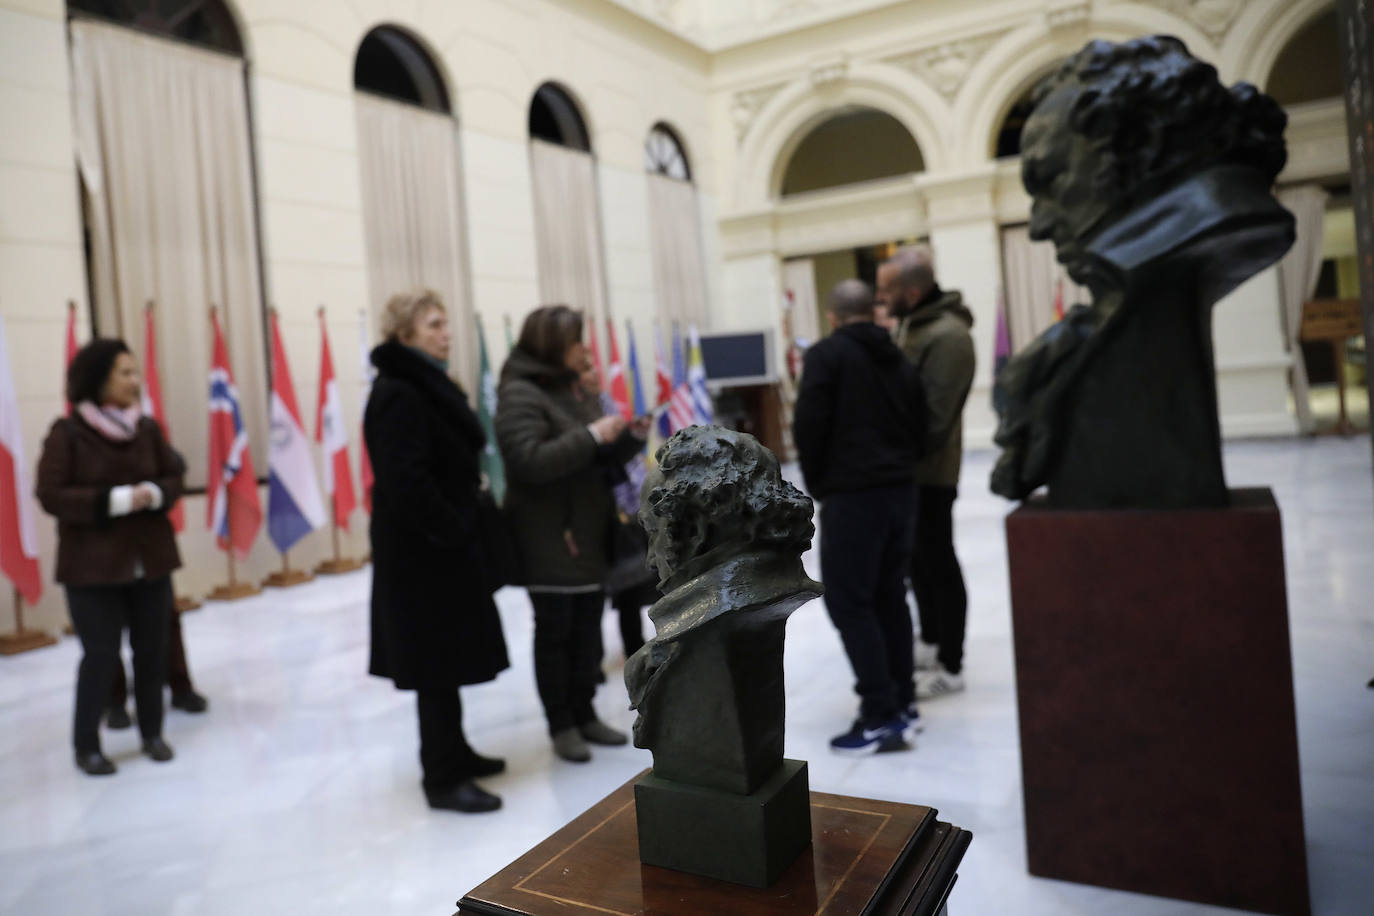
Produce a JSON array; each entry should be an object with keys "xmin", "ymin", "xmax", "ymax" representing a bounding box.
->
[
  {"xmin": 476, "ymin": 489, "xmax": 522, "ymax": 593},
  {"xmin": 604, "ymin": 511, "xmax": 657, "ymax": 596}
]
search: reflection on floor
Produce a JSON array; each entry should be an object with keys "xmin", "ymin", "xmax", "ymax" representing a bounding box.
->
[{"xmin": 1, "ymin": 439, "xmax": 1371, "ymax": 915}]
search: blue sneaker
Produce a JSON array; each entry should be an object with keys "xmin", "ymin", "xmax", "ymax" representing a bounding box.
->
[
  {"xmin": 903, "ymin": 704, "xmax": 925, "ymax": 737},
  {"xmin": 829, "ymin": 717, "xmax": 911, "ymax": 756}
]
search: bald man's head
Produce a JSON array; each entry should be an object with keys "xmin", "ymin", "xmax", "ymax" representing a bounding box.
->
[{"xmin": 828, "ymin": 279, "xmax": 875, "ymax": 323}]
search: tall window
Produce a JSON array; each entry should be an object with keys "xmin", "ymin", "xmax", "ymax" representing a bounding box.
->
[
  {"xmin": 644, "ymin": 123, "xmax": 707, "ymax": 328},
  {"xmin": 69, "ymin": 0, "xmax": 268, "ymax": 487},
  {"xmin": 353, "ymin": 26, "xmax": 475, "ymax": 386},
  {"xmin": 528, "ymin": 83, "xmax": 607, "ymax": 337}
]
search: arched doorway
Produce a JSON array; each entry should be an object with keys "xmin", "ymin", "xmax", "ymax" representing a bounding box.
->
[
  {"xmin": 644, "ymin": 122, "xmax": 707, "ymax": 332},
  {"xmin": 68, "ymin": 0, "xmax": 269, "ymax": 487},
  {"xmin": 779, "ymin": 107, "xmax": 924, "ymax": 197},
  {"xmin": 353, "ymin": 24, "xmax": 475, "ymax": 387}
]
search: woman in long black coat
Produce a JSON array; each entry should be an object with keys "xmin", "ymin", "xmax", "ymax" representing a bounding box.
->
[{"xmin": 365, "ymin": 288, "xmax": 509, "ymax": 814}]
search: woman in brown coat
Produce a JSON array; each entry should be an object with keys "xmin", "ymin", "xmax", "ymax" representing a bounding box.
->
[{"xmin": 36, "ymin": 339, "xmax": 186, "ymax": 776}]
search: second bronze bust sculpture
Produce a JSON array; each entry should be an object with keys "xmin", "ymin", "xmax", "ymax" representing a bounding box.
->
[{"xmin": 991, "ymin": 36, "xmax": 1294, "ymax": 509}]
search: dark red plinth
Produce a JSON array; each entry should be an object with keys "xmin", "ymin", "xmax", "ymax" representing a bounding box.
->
[{"xmin": 1006, "ymin": 488, "xmax": 1310, "ymax": 916}]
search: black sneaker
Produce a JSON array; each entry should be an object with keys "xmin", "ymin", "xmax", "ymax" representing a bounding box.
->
[
  {"xmin": 829, "ymin": 717, "xmax": 911, "ymax": 756},
  {"xmin": 75, "ymin": 750, "xmax": 117, "ymax": 776}
]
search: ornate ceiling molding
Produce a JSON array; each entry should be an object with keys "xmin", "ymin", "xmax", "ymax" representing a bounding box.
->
[
  {"xmin": 730, "ymin": 82, "xmax": 788, "ymax": 144},
  {"xmin": 884, "ymin": 32, "xmax": 1005, "ymax": 102}
]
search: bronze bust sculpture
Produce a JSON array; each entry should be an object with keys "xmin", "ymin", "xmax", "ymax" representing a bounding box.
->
[
  {"xmin": 991, "ymin": 36, "xmax": 1294, "ymax": 509},
  {"xmin": 626, "ymin": 426, "xmax": 822, "ymax": 886}
]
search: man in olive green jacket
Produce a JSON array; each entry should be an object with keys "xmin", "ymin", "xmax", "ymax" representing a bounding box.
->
[{"xmin": 878, "ymin": 245, "xmax": 975, "ymax": 699}]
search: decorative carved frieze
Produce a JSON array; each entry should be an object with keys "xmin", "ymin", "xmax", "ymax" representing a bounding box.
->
[
  {"xmin": 1150, "ymin": 0, "xmax": 1245, "ymax": 44},
  {"xmin": 885, "ymin": 33, "xmax": 1004, "ymax": 101},
  {"xmin": 1045, "ymin": 0, "xmax": 1091, "ymax": 30},
  {"xmin": 730, "ymin": 82, "xmax": 788, "ymax": 143},
  {"xmin": 808, "ymin": 55, "xmax": 850, "ymax": 87}
]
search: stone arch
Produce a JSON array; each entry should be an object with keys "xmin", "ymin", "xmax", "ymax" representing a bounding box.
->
[
  {"xmin": 68, "ymin": 0, "xmax": 248, "ymax": 56},
  {"xmin": 735, "ymin": 61, "xmax": 948, "ymax": 209},
  {"xmin": 955, "ymin": 6, "xmax": 1217, "ymax": 163},
  {"xmin": 1233, "ymin": 0, "xmax": 1338, "ymax": 91},
  {"xmin": 354, "ymin": 23, "xmax": 452, "ymax": 114}
]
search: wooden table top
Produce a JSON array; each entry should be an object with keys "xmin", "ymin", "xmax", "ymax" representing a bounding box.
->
[{"xmin": 457, "ymin": 770, "xmax": 971, "ymax": 916}]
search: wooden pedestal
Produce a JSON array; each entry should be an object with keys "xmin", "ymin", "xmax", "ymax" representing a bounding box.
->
[
  {"xmin": 207, "ymin": 581, "xmax": 262, "ymax": 601},
  {"xmin": 263, "ymin": 568, "xmax": 314, "ymax": 588},
  {"xmin": 457, "ymin": 771, "xmax": 971, "ymax": 916},
  {"xmin": 315, "ymin": 557, "xmax": 365, "ymax": 575},
  {"xmin": 1006, "ymin": 488, "xmax": 1309, "ymax": 915},
  {"xmin": 0, "ymin": 629, "xmax": 58, "ymax": 655}
]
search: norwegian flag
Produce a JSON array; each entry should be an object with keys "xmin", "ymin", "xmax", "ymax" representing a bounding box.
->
[
  {"xmin": 605, "ymin": 318, "xmax": 632, "ymax": 421},
  {"xmin": 140, "ymin": 304, "xmax": 184, "ymax": 532},
  {"xmin": 316, "ymin": 310, "xmax": 357, "ymax": 530},
  {"xmin": 654, "ymin": 324, "xmax": 673, "ymax": 438},
  {"xmin": 667, "ymin": 324, "xmax": 693, "ymax": 433},
  {"xmin": 206, "ymin": 310, "xmax": 261, "ymax": 558}
]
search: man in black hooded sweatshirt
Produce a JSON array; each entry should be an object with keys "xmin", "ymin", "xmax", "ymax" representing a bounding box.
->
[{"xmin": 792, "ymin": 279, "xmax": 927, "ymax": 755}]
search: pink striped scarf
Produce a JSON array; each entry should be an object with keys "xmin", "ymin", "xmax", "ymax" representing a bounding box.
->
[{"xmin": 76, "ymin": 401, "xmax": 142, "ymax": 442}]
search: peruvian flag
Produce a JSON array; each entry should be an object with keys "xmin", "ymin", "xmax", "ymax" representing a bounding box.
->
[
  {"xmin": 266, "ymin": 312, "xmax": 326, "ymax": 555},
  {"xmin": 139, "ymin": 304, "xmax": 184, "ymax": 532},
  {"xmin": 358, "ymin": 310, "xmax": 374, "ymax": 514},
  {"xmin": 605, "ymin": 318, "xmax": 632, "ymax": 421},
  {"xmin": 0, "ymin": 316, "xmax": 43, "ymax": 604},
  {"xmin": 654, "ymin": 324, "xmax": 673, "ymax": 438},
  {"xmin": 206, "ymin": 310, "xmax": 262, "ymax": 558},
  {"xmin": 315, "ymin": 311, "xmax": 357, "ymax": 530},
  {"xmin": 64, "ymin": 302, "xmax": 78, "ymax": 416}
]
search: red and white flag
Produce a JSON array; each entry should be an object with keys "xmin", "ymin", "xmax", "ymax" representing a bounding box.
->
[
  {"xmin": 316, "ymin": 311, "xmax": 357, "ymax": 530},
  {"xmin": 207, "ymin": 310, "xmax": 261, "ymax": 558},
  {"xmin": 358, "ymin": 309, "xmax": 374, "ymax": 514},
  {"xmin": 0, "ymin": 315, "xmax": 43, "ymax": 604},
  {"xmin": 605, "ymin": 318, "xmax": 632, "ymax": 421},
  {"xmin": 140, "ymin": 305, "xmax": 184, "ymax": 532},
  {"xmin": 64, "ymin": 302, "xmax": 78, "ymax": 416},
  {"xmin": 1053, "ymin": 278, "xmax": 1065, "ymax": 322}
]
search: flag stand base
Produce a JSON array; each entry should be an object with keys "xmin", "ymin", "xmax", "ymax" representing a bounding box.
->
[
  {"xmin": 0, "ymin": 629, "xmax": 58, "ymax": 656},
  {"xmin": 175, "ymin": 596, "xmax": 202, "ymax": 613},
  {"xmin": 264, "ymin": 568, "xmax": 314, "ymax": 588},
  {"xmin": 207, "ymin": 581, "xmax": 262, "ymax": 601},
  {"xmin": 315, "ymin": 557, "xmax": 365, "ymax": 575}
]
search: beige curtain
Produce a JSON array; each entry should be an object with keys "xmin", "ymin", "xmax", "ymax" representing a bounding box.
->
[
  {"xmin": 781, "ymin": 258, "xmax": 820, "ymax": 346},
  {"xmin": 71, "ymin": 20, "xmax": 268, "ymax": 489},
  {"xmin": 999, "ymin": 224, "xmax": 1091, "ymax": 351},
  {"xmin": 355, "ymin": 93, "xmax": 475, "ymax": 390},
  {"xmin": 1276, "ymin": 185, "xmax": 1329, "ymax": 434},
  {"xmin": 647, "ymin": 173, "xmax": 709, "ymax": 329},
  {"xmin": 529, "ymin": 139, "xmax": 607, "ymax": 328}
]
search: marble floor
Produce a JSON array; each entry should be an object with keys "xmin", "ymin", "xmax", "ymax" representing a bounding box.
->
[{"xmin": 1, "ymin": 438, "xmax": 1371, "ymax": 915}]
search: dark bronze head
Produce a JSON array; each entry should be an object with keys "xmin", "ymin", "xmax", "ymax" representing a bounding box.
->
[
  {"xmin": 641, "ymin": 426, "xmax": 814, "ymax": 591},
  {"xmin": 1021, "ymin": 36, "xmax": 1287, "ymax": 283}
]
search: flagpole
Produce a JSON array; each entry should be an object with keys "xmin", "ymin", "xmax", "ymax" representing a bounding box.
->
[{"xmin": 0, "ymin": 588, "xmax": 57, "ymax": 656}]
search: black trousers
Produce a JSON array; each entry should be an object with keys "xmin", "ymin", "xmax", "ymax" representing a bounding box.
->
[
  {"xmin": 416, "ymin": 689, "xmax": 480, "ymax": 793},
  {"xmin": 109, "ymin": 604, "xmax": 194, "ymax": 707},
  {"xmin": 820, "ymin": 485, "xmax": 917, "ymax": 724},
  {"xmin": 910, "ymin": 485, "xmax": 968, "ymax": 675},
  {"xmin": 529, "ymin": 590, "xmax": 605, "ymax": 734},
  {"xmin": 609, "ymin": 579, "xmax": 656, "ymax": 658},
  {"xmin": 66, "ymin": 577, "xmax": 172, "ymax": 754}
]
